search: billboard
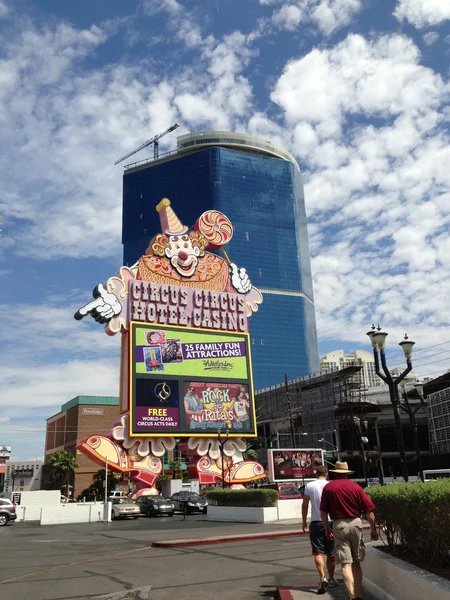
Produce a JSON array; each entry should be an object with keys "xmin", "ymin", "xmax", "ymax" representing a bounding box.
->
[
  {"xmin": 0, "ymin": 446, "xmax": 11, "ymax": 458},
  {"xmin": 129, "ymin": 322, "xmax": 255, "ymax": 437},
  {"xmin": 268, "ymin": 448, "xmax": 324, "ymax": 482}
]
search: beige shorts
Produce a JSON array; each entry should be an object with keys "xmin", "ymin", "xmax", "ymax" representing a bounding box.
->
[{"xmin": 333, "ymin": 517, "xmax": 365, "ymax": 564}]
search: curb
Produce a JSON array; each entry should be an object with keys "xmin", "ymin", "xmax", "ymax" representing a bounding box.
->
[
  {"xmin": 152, "ymin": 529, "xmax": 308, "ymax": 548},
  {"xmin": 277, "ymin": 585, "xmax": 295, "ymax": 600}
]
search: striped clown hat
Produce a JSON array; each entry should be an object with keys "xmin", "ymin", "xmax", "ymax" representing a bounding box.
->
[{"xmin": 156, "ymin": 198, "xmax": 188, "ymax": 236}]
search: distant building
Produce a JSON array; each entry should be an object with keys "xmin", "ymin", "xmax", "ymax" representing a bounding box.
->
[
  {"xmin": 320, "ymin": 349, "xmax": 382, "ymax": 388},
  {"xmin": 44, "ymin": 396, "xmax": 121, "ymax": 499},
  {"xmin": 3, "ymin": 460, "xmax": 43, "ymax": 493},
  {"xmin": 0, "ymin": 445, "xmax": 11, "ymax": 493},
  {"xmin": 425, "ymin": 373, "xmax": 450, "ymax": 456},
  {"xmin": 255, "ymin": 366, "xmax": 445, "ymax": 482}
]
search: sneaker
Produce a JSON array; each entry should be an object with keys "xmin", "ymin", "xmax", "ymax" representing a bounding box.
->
[
  {"xmin": 317, "ymin": 577, "xmax": 328, "ymax": 595},
  {"xmin": 328, "ymin": 579, "xmax": 339, "ymax": 588}
]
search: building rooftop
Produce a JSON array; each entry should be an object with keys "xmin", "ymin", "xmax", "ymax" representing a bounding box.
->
[
  {"xmin": 123, "ymin": 130, "xmax": 300, "ymax": 173},
  {"xmin": 59, "ymin": 396, "xmax": 119, "ymax": 414}
]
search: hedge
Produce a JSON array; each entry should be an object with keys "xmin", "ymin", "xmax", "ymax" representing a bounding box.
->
[
  {"xmin": 367, "ymin": 479, "xmax": 450, "ymax": 567},
  {"xmin": 206, "ymin": 489, "xmax": 279, "ymax": 507}
]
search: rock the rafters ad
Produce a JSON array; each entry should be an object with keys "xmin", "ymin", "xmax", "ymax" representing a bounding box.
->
[{"xmin": 74, "ymin": 198, "xmax": 266, "ymax": 486}]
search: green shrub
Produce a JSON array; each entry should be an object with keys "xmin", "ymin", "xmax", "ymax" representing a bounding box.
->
[
  {"xmin": 206, "ymin": 488, "xmax": 279, "ymax": 507},
  {"xmin": 367, "ymin": 479, "xmax": 450, "ymax": 567}
]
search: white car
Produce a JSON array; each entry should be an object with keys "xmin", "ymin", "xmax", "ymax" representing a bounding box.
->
[{"xmin": 110, "ymin": 497, "xmax": 140, "ymax": 520}]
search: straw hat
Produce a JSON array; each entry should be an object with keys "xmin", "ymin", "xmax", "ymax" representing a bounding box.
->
[{"xmin": 330, "ymin": 461, "xmax": 354, "ymax": 474}]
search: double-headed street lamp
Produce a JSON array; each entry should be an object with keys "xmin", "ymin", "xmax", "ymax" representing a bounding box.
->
[
  {"xmin": 367, "ymin": 326, "xmax": 415, "ymax": 483},
  {"xmin": 217, "ymin": 428, "xmax": 230, "ymax": 489}
]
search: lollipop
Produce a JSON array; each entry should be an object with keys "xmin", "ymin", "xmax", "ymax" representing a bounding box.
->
[{"xmin": 195, "ymin": 210, "xmax": 233, "ymax": 249}]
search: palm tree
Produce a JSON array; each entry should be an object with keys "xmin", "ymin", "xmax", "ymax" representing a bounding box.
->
[
  {"xmin": 49, "ymin": 450, "xmax": 78, "ymax": 498},
  {"xmin": 243, "ymin": 441, "xmax": 258, "ymax": 461}
]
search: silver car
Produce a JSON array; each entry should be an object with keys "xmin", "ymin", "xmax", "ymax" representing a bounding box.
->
[
  {"xmin": 110, "ymin": 497, "xmax": 140, "ymax": 520},
  {"xmin": 0, "ymin": 498, "xmax": 17, "ymax": 526}
]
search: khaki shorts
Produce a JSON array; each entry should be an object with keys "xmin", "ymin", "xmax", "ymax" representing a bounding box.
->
[{"xmin": 333, "ymin": 517, "xmax": 365, "ymax": 564}]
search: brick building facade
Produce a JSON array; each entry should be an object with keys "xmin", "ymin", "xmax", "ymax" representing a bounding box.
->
[{"xmin": 44, "ymin": 396, "xmax": 121, "ymax": 499}]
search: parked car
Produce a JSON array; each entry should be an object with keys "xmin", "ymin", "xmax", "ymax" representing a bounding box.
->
[
  {"xmin": 108, "ymin": 491, "xmax": 126, "ymax": 498},
  {"xmin": 171, "ymin": 492, "xmax": 208, "ymax": 514},
  {"xmin": 110, "ymin": 497, "xmax": 140, "ymax": 520},
  {"xmin": 136, "ymin": 496, "xmax": 175, "ymax": 517},
  {"xmin": 0, "ymin": 498, "xmax": 17, "ymax": 526},
  {"xmin": 259, "ymin": 483, "xmax": 302, "ymax": 500}
]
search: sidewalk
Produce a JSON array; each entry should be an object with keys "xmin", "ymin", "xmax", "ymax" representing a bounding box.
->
[
  {"xmin": 277, "ymin": 573, "xmax": 377, "ymax": 600},
  {"xmin": 278, "ymin": 581, "xmax": 377, "ymax": 600}
]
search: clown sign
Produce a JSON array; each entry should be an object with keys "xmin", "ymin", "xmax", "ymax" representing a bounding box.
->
[{"xmin": 74, "ymin": 199, "xmax": 265, "ymax": 488}]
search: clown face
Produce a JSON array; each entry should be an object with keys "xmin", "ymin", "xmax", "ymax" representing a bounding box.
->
[{"xmin": 164, "ymin": 234, "xmax": 200, "ymax": 277}]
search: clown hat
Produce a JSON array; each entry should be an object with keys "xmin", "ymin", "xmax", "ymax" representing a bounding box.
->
[{"xmin": 156, "ymin": 198, "xmax": 188, "ymax": 235}]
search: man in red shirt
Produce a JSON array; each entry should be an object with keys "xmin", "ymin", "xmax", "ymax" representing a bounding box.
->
[{"xmin": 320, "ymin": 462, "xmax": 378, "ymax": 600}]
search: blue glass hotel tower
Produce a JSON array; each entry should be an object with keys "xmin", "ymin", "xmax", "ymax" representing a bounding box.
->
[{"xmin": 122, "ymin": 132, "xmax": 319, "ymax": 390}]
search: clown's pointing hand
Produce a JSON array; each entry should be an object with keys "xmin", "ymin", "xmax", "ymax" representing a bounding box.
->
[
  {"xmin": 75, "ymin": 283, "xmax": 121, "ymax": 324},
  {"xmin": 230, "ymin": 263, "xmax": 252, "ymax": 294}
]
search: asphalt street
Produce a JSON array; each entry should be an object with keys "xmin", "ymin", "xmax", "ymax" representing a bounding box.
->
[{"xmin": 0, "ymin": 516, "xmax": 372, "ymax": 600}]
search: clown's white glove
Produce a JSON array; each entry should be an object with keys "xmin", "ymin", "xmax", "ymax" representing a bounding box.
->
[
  {"xmin": 74, "ymin": 283, "xmax": 122, "ymax": 324},
  {"xmin": 230, "ymin": 263, "xmax": 252, "ymax": 294}
]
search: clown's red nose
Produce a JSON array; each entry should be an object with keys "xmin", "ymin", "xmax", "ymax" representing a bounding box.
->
[{"xmin": 178, "ymin": 250, "xmax": 189, "ymax": 261}]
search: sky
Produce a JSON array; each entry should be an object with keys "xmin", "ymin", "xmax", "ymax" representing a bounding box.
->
[{"xmin": 0, "ymin": 0, "xmax": 449, "ymax": 460}]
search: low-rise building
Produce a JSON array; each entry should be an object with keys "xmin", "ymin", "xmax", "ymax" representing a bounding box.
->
[
  {"xmin": 3, "ymin": 460, "xmax": 43, "ymax": 493},
  {"xmin": 44, "ymin": 396, "xmax": 121, "ymax": 499}
]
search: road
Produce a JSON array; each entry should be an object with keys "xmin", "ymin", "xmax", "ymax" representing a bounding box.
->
[{"xmin": 0, "ymin": 516, "xmax": 373, "ymax": 600}]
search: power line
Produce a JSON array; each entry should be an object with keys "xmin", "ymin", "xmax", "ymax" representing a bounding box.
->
[{"xmin": 384, "ymin": 339, "xmax": 450, "ymax": 361}]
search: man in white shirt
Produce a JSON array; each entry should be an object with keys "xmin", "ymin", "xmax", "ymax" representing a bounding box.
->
[{"xmin": 302, "ymin": 466, "xmax": 338, "ymax": 595}]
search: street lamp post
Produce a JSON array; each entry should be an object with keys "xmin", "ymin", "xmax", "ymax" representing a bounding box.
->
[
  {"xmin": 367, "ymin": 326, "xmax": 415, "ymax": 483},
  {"xmin": 318, "ymin": 438, "xmax": 339, "ymax": 453},
  {"xmin": 353, "ymin": 417, "xmax": 369, "ymax": 487},
  {"xmin": 284, "ymin": 374, "xmax": 296, "ymax": 447},
  {"xmin": 217, "ymin": 428, "xmax": 229, "ymax": 489},
  {"xmin": 11, "ymin": 469, "xmax": 19, "ymax": 492},
  {"xmin": 400, "ymin": 382, "xmax": 426, "ymax": 482}
]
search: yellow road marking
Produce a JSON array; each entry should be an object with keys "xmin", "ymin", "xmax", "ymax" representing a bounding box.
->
[{"xmin": 0, "ymin": 544, "xmax": 151, "ymax": 585}]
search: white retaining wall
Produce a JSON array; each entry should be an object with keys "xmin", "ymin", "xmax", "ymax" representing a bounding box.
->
[
  {"xmin": 363, "ymin": 545, "xmax": 450, "ymax": 600},
  {"xmin": 207, "ymin": 505, "xmax": 278, "ymax": 523},
  {"xmin": 40, "ymin": 503, "xmax": 106, "ymax": 525},
  {"xmin": 207, "ymin": 500, "xmax": 309, "ymax": 523}
]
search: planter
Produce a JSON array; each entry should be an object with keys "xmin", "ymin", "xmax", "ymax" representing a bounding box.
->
[
  {"xmin": 363, "ymin": 545, "xmax": 450, "ymax": 600},
  {"xmin": 207, "ymin": 505, "xmax": 278, "ymax": 523}
]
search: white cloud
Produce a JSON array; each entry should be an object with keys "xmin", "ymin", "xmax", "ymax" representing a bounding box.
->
[
  {"xmin": 0, "ymin": 1, "xmax": 8, "ymax": 18},
  {"xmin": 394, "ymin": 0, "xmax": 450, "ymax": 29},
  {"xmin": 311, "ymin": 0, "xmax": 363, "ymax": 35},
  {"xmin": 272, "ymin": 34, "xmax": 444, "ymax": 137},
  {"xmin": 143, "ymin": 0, "xmax": 183, "ymax": 15},
  {"xmin": 0, "ymin": 19, "xmax": 256, "ymax": 260},
  {"xmin": 269, "ymin": 0, "xmax": 363, "ymax": 35},
  {"xmin": 0, "ymin": 359, "xmax": 119, "ymax": 411},
  {"xmin": 0, "ymin": 303, "xmax": 120, "ymax": 357},
  {"xmin": 272, "ymin": 5, "xmax": 304, "ymax": 31},
  {"xmin": 423, "ymin": 31, "xmax": 440, "ymax": 46},
  {"xmin": 270, "ymin": 32, "xmax": 450, "ymax": 355}
]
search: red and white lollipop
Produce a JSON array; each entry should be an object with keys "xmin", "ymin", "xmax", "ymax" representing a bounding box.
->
[{"xmin": 195, "ymin": 210, "xmax": 233, "ymax": 249}]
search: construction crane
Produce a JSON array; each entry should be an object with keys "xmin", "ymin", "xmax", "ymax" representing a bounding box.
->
[{"xmin": 114, "ymin": 122, "xmax": 180, "ymax": 165}]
